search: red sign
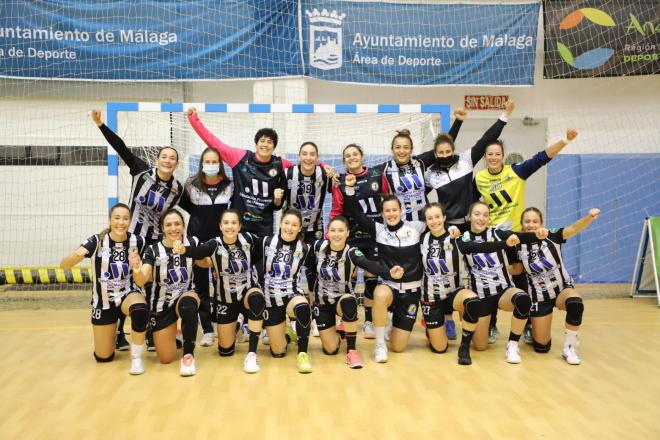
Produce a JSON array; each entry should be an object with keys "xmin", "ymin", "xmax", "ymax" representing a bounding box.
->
[{"xmin": 464, "ymin": 95, "xmax": 509, "ymax": 110}]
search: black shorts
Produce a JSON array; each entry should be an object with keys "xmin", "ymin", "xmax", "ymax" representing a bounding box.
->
[
  {"xmin": 530, "ymin": 297, "xmax": 557, "ymax": 318},
  {"xmin": 420, "ymin": 301, "xmax": 444, "ymax": 330},
  {"xmin": 150, "ymin": 303, "xmax": 179, "ymax": 332},
  {"xmin": 90, "ymin": 292, "xmax": 140, "ymax": 325},
  {"xmin": 388, "ymin": 288, "xmax": 421, "ymax": 332},
  {"xmin": 264, "ymin": 295, "xmax": 305, "ymax": 327},
  {"xmin": 348, "ymin": 238, "xmax": 378, "ymax": 260},
  {"xmin": 480, "ymin": 293, "xmax": 503, "ymax": 317},
  {"xmin": 312, "ymin": 302, "xmax": 342, "ymax": 331},
  {"xmin": 213, "ymin": 300, "xmax": 248, "ymax": 325}
]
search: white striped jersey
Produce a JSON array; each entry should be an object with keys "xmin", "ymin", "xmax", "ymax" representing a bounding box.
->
[
  {"xmin": 81, "ymin": 233, "xmax": 144, "ymax": 310},
  {"xmin": 383, "ymin": 158, "xmax": 428, "ymax": 222},
  {"xmin": 516, "ymin": 228, "xmax": 573, "ymax": 301},
  {"xmin": 143, "ymin": 235, "xmax": 199, "ymax": 313},
  {"xmin": 183, "ymin": 233, "xmax": 256, "ymax": 304},
  {"xmin": 457, "ymin": 228, "xmax": 514, "ymax": 298},
  {"xmin": 308, "ymin": 240, "xmax": 392, "ymax": 306},
  {"xmin": 129, "ymin": 167, "xmax": 184, "ymax": 241},
  {"xmin": 284, "ymin": 165, "xmax": 330, "ymax": 233},
  {"xmin": 256, "ymin": 235, "xmax": 310, "ymax": 307},
  {"xmin": 420, "ymin": 231, "xmax": 463, "ymax": 303}
]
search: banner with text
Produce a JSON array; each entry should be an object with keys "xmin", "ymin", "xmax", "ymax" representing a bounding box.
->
[
  {"xmin": 544, "ymin": 0, "xmax": 659, "ymax": 78},
  {"xmin": 301, "ymin": 1, "xmax": 540, "ymax": 85},
  {"xmin": 0, "ymin": 1, "xmax": 301, "ymax": 80}
]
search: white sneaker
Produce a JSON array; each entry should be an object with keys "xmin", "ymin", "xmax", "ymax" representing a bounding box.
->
[
  {"xmin": 374, "ymin": 343, "xmax": 388, "ymax": 363},
  {"xmin": 362, "ymin": 321, "xmax": 376, "ymax": 339},
  {"xmin": 180, "ymin": 354, "xmax": 196, "ymax": 376},
  {"xmin": 262, "ymin": 329, "xmax": 270, "ymax": 345},
  {"xmin": 200, "ymin": 332, "xmax": 215, "ymax": 347},
  {"xmin": 311, "ymin": 320, "xmax": 320, "ymax": 337},
  {"xmin": 243, "ymin": 352, "xmax": 260, "ymax": 374},
  {"xmin": 505, "ymin": 341, "xmax": 521, "ymax": 364},
  {"xmin": 129, "ymin": 356, "xmax": 144, "ymax": 375},
  {"xmin": 562, "ymin": 344, "xmax": 581, "ymax": 365},
  {"xmin": 385, "ymin": 312, "xmax": 393, "ymax": 342},
  {"xmin": 237, "ymin": 324, "xmax": 249, "ymax": 343}
]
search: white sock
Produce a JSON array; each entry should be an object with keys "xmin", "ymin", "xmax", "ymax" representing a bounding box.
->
[
  {"xmin": 375, "ymin": 327, "xmax": 386, "ymax": 345},
  {"xmin": 564, "ymin": 330, "xmax": 579, "ymax": 348},
  {"xmin": 130, "ymin": 343, "xmax": 144, "ymax": 359}
]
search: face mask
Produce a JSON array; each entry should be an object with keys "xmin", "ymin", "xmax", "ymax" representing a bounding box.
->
[
  {"xmin": 202, "ymin": 164, "xmax": 220, "ymax": 177},
  {"xmin": 434, "ymin": 155, "xmax": 459, "ymax": 168}
]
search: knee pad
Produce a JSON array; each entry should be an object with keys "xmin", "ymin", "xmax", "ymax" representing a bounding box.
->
[
  {"xmin": 322, "ymin": 345, "xmax": 340, "ymax": 356},
  {"xmin": 533, "ymin": 339, "xmax": 552, "ymax": 353},
  {"xmin": 462, "ymin": 297, "xmax": 482, "ymax": 324},
  {"xmin": 218, "ymin": 344, "xmax": 235, "ymax": 357},
  {"xmin": 565, "ymin": 297, "xmax": 584, "ymax": 326},
  {"xmin": 270, "ymin": 348, "xmax": 286, "ymax": 358},
  {"xmin": 247, "ymin": 292, "xmax": 266, "ymax": 321},
  {"xmin": 128, "ymin": 302, "xmax": 149, "ymax": 333},
  {"xmin": 339, "ymin": 296, "xmax": 358, "ymax": 322},
  {"xmin": 94, "ymin": 352, "xmax": 115, "ymax": 363},
  {"xmin": 293, "ymin": 303, "xmax": 311, "ymax": 329},
  {"xmin": 512, "ymin": 292, "xmax": 532, "ymax": 319},
  {"xmin": 178, "ymin": 296, "xmax": 198, "ymax": 320},
  {"xmin": 430, "ymin": 343, "xmax": 448, "ymax": 354},
  {"xmin": 364, "ymin": 278, "xmax": 378, "ymax": 300}
]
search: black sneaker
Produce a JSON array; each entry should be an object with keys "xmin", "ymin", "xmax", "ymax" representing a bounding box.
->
[
  {"xmin": 458, "ymin": 344, "xmax": 472, "ymax": 365},
  {"xmin": 116, "ymin": 332, "xmax": 130, "ymax": 351},
  {"xmin": 146, "ymin": 334, "xmax": 156, "ymax": 352}
]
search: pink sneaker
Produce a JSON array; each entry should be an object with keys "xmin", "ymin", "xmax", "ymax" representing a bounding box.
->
[{"xmin": 346, "ymin": 349, "xmax": 363, "ymax": 369}]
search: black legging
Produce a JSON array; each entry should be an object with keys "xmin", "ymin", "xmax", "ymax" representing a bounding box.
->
[{"xmin": 193, "ymin": 264, "xmax": 214, "ymax": 334}]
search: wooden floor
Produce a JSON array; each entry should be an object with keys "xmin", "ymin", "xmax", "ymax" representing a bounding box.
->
[{"xmin": 1, "ymin": 297, "xmax": 659, "ymax": 439}]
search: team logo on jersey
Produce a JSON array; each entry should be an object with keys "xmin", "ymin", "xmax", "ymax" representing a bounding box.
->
[
  {"xmin": 354, "ymin": 249, "xmax": 364, "ymax": 257},
  {"xmin": 371, "ymin": 182, "xmax": 379, "ymax": 191},
  {"xmin": 407, "ymin": 304, "xmax": 417, "ymax": 315},
  {"xmin": 306, "ymin": 9, "xmax": 345, "ymax": 70},
  {"xmin": 443, "ymin": 242, "xmax": 453, "ymax": 251},
  {"xmin": 268, "ymin": 168, "xmax": 278, "ymax": 177},
  {"xmin": 243, "ymin": 211, "xmax": 253, "ymax": 222},
  {"xmin": 315, "ymin": 230, "xmax": 324, "ymax": 239}
]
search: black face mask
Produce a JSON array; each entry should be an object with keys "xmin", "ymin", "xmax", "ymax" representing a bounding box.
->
[{"xmin": 434, "ymin": 155, "xmax": 459, "ymax": 168}]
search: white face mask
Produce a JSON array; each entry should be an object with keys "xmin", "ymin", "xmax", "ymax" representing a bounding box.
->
[{"xmin": 202, "ymin": 164, "xmax": 220, "ymax": 177}]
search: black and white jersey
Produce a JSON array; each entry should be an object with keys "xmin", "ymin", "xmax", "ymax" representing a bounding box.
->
[
  {"xmin": 308, "ymin": 240, "xmax": 393, "ymax": 305},
  {"xmin": 516, "ymin": 228, "xmax": 573, "ymax": 301},
  {"xmin": 81, "ymin": 232, "xmax": 144, "ymax": 310},
  {"xmin": 99, "ymin": 124, "xmax": 184, "ymax": 242},
  {"xmin": 183, "ymin": 233, "xmax": 256, "ymax": 304},
  {"xmin": 456, "ymin": 228, "xmax": 513, "ymax": 298},
  {"xmin": 256, "ymin": 235, "xmax": 310, "ymax": 307},
  {"xmin": 143, "ymin": 236, "xmax": 199, "ymax": 313},
  {"xmin": 180, "ymin": 177, "xmax": 233, "ymax": 242},
  {"xmin": 284, "ymin": 165, "xmax": 330, "ymax": 233},
  {"xmin": 383, "ymin": 158, "xmax": 427, "ymax": 222},
  {"xmin": 425, "ymin": 116, "xmax": 508, "ymax": 223},
  {"xmin": 420, "ymin": 231, "xmax": 463, "ymax": 303},
  {"xmin": 231, "ymin": 151, "xmax": 286, "ymax": 237}
]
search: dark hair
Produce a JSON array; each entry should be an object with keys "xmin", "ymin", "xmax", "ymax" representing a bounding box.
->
[
  {"xmin": 99, "ymin": 202, "xmax": 131, "ymax": 249},
  {"xmin": 280, "ymin": 208, "xmax": 305, "ymax": 242},
  {"xmin": 486, "ymin": 139, "xmax": 505, "ymax": 154},
  {"xmin": 157, "ymin": 146, "xmax": 179, "ymax": 162},
  {"xmin": 191, "ymin": 148, "xmax": 229, "ymax": 191},
  {"xmin": 159, "ymin": 208, "xmax": 185, "ymax": 231},
  {"xmin": 381, "ymin": 194, "xmax": 401, "ymax": 211},
  {"xmin": 254, "ymin": 128, "xmax": 279, "ymax": 148},
  {"xmin": 422, "ymin": 202, "xmax": 446, "ymax": 219},
  {"xmin": 325, "ymin": 216, "xmax": 350, "ymax": 255},
  {"xmin": 433, "ymin": 133, "xmax": 455, "ymax": 152},
  {"xmin": 220, "ymin": 209, "xmax": 243, "ymax": 227},
  {"xmin": 342, "ymin": 143, "xmax": 364, "ymax": 161},
  {"xmin": 521, "ymin": 207, "xmax": 544, "ymax": 225},
  {"xmin": 299, "ymin": 141, "xmax": 319, "ymax": 154},
  {"xmin": 391, "ymin": 129, "xmax": 413, "ymax": 149},
  {"xmin": 468, "ymin": 201, "xmax": 490, "ymax": 218}
]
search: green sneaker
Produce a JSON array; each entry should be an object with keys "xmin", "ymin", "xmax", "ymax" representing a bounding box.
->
[
  {"xmin": 488, "ymin": 326, "xmax": 499, "ymax": 344},
  {"xmin": 296, "ymin": 352, "xmax": 313, "ymax": 373},
  {"xmin": 285, "ymin": 325, "xmax": 298, "ymax": 344}
]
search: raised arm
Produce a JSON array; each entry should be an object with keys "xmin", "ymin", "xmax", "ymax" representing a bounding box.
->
[
  {"xmin": 546, "ymin": 128, "xmax": 577, "ymax": 159},
  {"xmin": 186, "ymin": 107, "xmax": 247, "ymax": 168},
  {"xmin": 470, "ymin": 101, "xmax": 514, "ymax": 166},
  {"xmin": 417, "ymin": 108, "xmax": 467, "ymax": 167},
  {"xmin": 133, "ymin": 247, "xmax": 154, "ymax": 287},
  {"xmin": 92, "ymin": 110, "xmax": 149, "ymax": 175},
  {"xmin": 563, "ymin": 208, "xmax": 600, "ymax": 240},
  {"xmin": 512, "ymin": 129, "xmax": 577, "ymax": 180}
]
